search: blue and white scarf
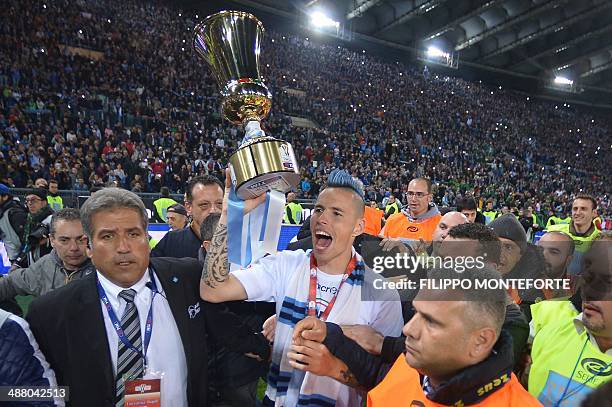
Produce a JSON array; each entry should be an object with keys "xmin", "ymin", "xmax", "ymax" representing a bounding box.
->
[{"xmin": 262, "ymin": 250, "xmax": 366, "ymax": 407}]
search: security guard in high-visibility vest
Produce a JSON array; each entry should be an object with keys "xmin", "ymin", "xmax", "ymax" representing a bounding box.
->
[
  {"xmin": 284, "ymin": 192, "xmax": 303, "ymax": 224},
  {"xmin": 153, "ymin": 186, "xmax": 178, "ymax": 223},
  {"xmin": 546, "ymin": 195, "xmax": 600, "ymax": 275},
  {"xmin": 545, "ymin": 209, "xmax": 569, "ymax": 229},
  {"xmin": 482, "ymin": 200, "xmax": 498, "ymax": 225},
  {"xmin": 529, "ymin": 234, "xmax": 612, "ymax": 406},
  {"xmin": 545, "ymin": 213, "xmax": 558, "ymax": 229},
  {"xmin": 46, "ymin": 180, "xmax": 63, "ymax": 211},
  {"xmin": 384, "ymin": 195, "xmax": 399, "ymax": 219}
]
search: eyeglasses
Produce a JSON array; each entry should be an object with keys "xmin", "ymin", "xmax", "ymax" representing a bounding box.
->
[
  {"xmin": 407, "ymin": 191, "xmax": 428, "ymax": 198},
  {"xmin": 25, "ymin": 197, "xmax": 43, "ymax": 204}
]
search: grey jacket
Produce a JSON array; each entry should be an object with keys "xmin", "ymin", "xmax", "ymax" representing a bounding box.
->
[
  {"xmin": 0, "ymin": 198, "xmax": 27, "ymax": 261},
  {"xmin": 0, "ymin": 250, "xmax": 95, "ymax": 301}
]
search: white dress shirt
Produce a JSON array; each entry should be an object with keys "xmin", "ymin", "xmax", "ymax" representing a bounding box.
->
[
  {"xmin": 574, "ymin": 312, "xmax": 612, "ymax": 355},
  {"xmin": 97, "ymin": 270, "xmax": 188, "ymax": 407}
]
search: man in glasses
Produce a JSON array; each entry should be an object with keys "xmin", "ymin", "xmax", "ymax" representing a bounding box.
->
[
  {"xmin": 0, "ymin": 208, "xmax": 95, "ymax": 301},
  {"xmin": 18, "ymin": 188, "xmax": 55, "ymax": 266},
  {"xmin": 380, "ymin": 178, "xmax": 441, "ymax": 241}
]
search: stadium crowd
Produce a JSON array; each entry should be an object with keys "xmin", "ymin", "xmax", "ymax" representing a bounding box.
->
[
  {"xmin": 0, "ymin": 0, "xmax": 611, "ymax": 406},
  {"xmin": 1, "ymin": 0, "xmax": 610, "ymax": 218}
]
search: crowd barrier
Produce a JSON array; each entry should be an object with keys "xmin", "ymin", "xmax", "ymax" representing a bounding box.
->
[
  {"xmin": 7, "ymin": 188, "xmax": 315, "ymax": 222},
  {"xmin": 1, "ymin": 223, "xmax": 303, "ymax": 275}
]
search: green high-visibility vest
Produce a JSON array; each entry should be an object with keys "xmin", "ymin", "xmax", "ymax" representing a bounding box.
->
[
  {"xmin": 385, "ymin": 202, "xmax": 399, "ymax": 217},
  {"xmin": 284, "ymin": 202, "xmax": 303, "ymax": 224},
  {"xmin": 149, "ymin": 238, "xmax": 159, "ymax": 249},
  {"xmin": 483, "ymin": 210, "xmax": 498, "ymax": 225},
  {"xmin": 529, "ymin": 300, "xmax": 612, "ymax": 405},
  {"xmin": 153, "ymin": 197, "xmax": 178, "ymax": 222},
  {"xmin": 546, "ymin": 216, "xmax": 561, "ymax": 229},
  {"xmin": 47, "ymin": 195, "xmax": 63, "ymax": 211}
]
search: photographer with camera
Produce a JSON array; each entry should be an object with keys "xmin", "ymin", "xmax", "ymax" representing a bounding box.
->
[
  {"xmin": 14, "ymin": 188, "xmax": 54, "ymax": 267},
  {"xmin": 0, "ymin": 208, "xmax": 94, "ymax": 302}
]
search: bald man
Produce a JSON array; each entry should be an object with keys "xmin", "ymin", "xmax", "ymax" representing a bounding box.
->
[
  {"xmin": 430, "ymin": 211, "xmax": 469, "ymax": 256},
  {"xmin": 537, "ymin": 231, "xmax": 576, "ymax": 298}
]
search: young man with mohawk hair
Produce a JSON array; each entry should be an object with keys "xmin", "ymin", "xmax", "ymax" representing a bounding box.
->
[{"xmin": 201, "ymin": 169, "xmax": 403, "ymax": 407}]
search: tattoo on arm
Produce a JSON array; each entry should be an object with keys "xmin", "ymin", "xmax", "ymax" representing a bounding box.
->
[
  {"xmin": 339, "ymin": 368, "xmax": 362, "ymax": 389},
  {"xmin": 201, "ymin": 223, "xmax": 229, "ymax": 288}
]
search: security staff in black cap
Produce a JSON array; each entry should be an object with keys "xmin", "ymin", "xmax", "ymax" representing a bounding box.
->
[
  {"xmin": 167, "ymin": 204, "xmax": 188, "ymax": 231},
  {"xmin": 489, "ymin": 214, "xmax": 547, "ymax": 318}
]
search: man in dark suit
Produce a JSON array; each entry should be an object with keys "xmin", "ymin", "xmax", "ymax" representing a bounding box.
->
[{"xmin": 27, "ymin": 188, "xmax": 268, "ymax": 407}]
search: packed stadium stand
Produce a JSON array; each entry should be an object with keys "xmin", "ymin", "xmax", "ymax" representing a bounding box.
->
[
  {"xmin": 2, "ymin": 1, "xmax": 612, "ymax": 406},
  {"xmin": 0, "ymin": 0, "xmax": 610, "ymax": 216}
]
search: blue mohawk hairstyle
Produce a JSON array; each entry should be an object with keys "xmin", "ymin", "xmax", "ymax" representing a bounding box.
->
[{"xmin": 326, "ymin": 169, "xmax": 365, "ymax": 200}]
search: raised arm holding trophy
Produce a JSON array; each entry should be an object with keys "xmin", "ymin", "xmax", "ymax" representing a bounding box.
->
[{"xmin": 193, "ymin": 11, "xmax": 300, "ymax": 266}]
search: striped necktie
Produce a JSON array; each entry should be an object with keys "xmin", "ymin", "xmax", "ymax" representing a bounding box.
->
[{"xmin": 115, "ymin": 289, "xmax": 144, "ymax": 406}]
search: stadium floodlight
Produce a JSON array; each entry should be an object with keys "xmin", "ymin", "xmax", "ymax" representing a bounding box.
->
[
  {"xmin": 546, "ymin": 75, "xmax": 582, "ymax": 94},
  {"xmin": 554, "ymin": 76, "xmax": 573, "ymax": 85},
  {"xmin": 310, "ymin": 11, "xmax": 339, "ymax": 29},
  {"xmin": 419, "ymin": 45, "xmax": 458, "ymax": 69},
  {"xmin": 427, "ymin": 46, "xmax": 449, "ymax": 59}
]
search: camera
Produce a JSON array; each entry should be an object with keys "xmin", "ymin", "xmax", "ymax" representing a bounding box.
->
[{"xmin": 28, "ymin": 223, "xmax": 50, "ymax": 243}]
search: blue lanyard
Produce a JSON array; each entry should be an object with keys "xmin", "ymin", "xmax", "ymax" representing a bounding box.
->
[
  {"xmin": 555, "ymin": 337, "xmax": 612, "ymax": 406},
  {"xmin": 96, "ymin": 268, "xmax": 157, "ymax": 369}
]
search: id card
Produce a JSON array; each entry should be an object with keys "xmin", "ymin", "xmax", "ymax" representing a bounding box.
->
[{"xmin": 124, "ymin": 378, "xmax": 161, "ymax": 406}]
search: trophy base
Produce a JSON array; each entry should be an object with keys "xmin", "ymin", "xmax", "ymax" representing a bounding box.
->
[{"xmin": 229, "ymin": 137, "xmax": 300, "ymax": 200}]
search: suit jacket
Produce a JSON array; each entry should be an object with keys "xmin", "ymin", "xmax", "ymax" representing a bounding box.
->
[{"xmin": 27, "ymin": 257, "xmax": 208, "ymax": 407}]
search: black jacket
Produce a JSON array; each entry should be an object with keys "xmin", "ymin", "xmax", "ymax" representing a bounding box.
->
[
  {"xmin": 151, "ymin": 226, "xmax": 202, "ymax": 258},
  {"xmin": 207, "ymin": 300, "xmax": 274, "ymax": 390},
  {"xmin": 155, "ymin": 241, "xmax": 272, "ymax": 391},
  {"xmin": 22, "ymin": 205, "xmax": 54, "ymax": 266},
  {"xmin": 505, "ymin": 244, "xmax": 548, "ymax": 320},
  {"xmin": 26, "ymin": 257, "xmax": 269, "ymax": 407}
]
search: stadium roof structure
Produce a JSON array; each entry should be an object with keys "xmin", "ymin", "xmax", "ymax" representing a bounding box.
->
[{"xmin": 182, "ymin": 0, "xmax": 612, "ymax": 108}]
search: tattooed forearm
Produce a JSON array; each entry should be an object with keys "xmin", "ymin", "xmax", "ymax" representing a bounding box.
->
[
  {"xmin": 201, "ymin": 223, "xmax": 229, "ymax": 288},
  {"xmin": 338, "ymin": 369, "xmax": 363, "ymax": 389}
]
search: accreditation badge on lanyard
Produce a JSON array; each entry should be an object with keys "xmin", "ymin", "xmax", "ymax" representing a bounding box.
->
[
  {"xmin": 307, "ymin": 253, "xmax": 358, "ymax": 322},
  {"xmin": 124, "ymin": 378, "xmax": 161, "ymax": 407},
  {"xmin": 97, "ymin": 268, "xmax": 162, "ymax": 406}
]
